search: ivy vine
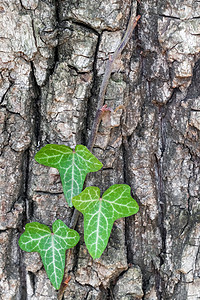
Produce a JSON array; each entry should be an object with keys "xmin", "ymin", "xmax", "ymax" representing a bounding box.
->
[{"xmin": 18, "ymin": 14, "xmax": 141, "ymax": 292}]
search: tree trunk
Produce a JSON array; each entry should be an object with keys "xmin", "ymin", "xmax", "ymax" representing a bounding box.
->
[{"xmin": 0, "ymin": 0, "xmax": 199, "ymax": 299}]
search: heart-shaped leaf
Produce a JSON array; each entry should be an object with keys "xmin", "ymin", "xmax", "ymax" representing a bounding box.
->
[
  {"xmin": 35, "ymin": 144, "xmax": 103, "ymax": 207},
  {"xmin": 18, "ymin": 219, "xmax": 80, "ymax": 289},
  {"xmin": 72, "ymin": 184, "xmax": 139, "ymax": 259}
]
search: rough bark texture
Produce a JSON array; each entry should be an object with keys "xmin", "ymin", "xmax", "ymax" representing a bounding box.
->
[{"xmin": 0, "ymin": 0, "xmax": 199, "ymax": 299}]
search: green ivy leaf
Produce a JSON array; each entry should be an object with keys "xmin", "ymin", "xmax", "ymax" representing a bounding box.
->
[
  {"xmin": 35, "ymin": 144, "xmax": 103, "ymax": 207},
  {"xmin": 18, "ymin": 219, "xmax": 80, "ymax": 289},
  {"xmin": 72, "ymin": 184, "xmax": 139, "ymax": 259}
]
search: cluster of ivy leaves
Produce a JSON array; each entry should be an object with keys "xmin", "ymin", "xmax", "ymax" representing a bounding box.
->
[{"xmin": 19, "ymin": 144, "xmax": 139, "ymax": 289}]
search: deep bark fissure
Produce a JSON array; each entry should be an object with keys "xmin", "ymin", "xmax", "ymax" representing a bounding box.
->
[
  {"xmin": 30, "ymin": 62, "xmax": 42, "ymax": 147},
  {"xmin": 142, "ymin": 277, "xmax": 150, "ymax": 300},
  {"xmin": 158, "ymin": 14, "xmax": 181, "ymax": 20},
  {"xmin": 47, "ymin": 0, "xmax": 60, "ymax": 77},
  {"xmin": 34, "ymin": 190, "xmax": 63, "ymax": 195},
  {"xmin": 40, "ymin": 1, "xmax": 60, "ymax": 86},
  {"xmin": 84, "ymin": 28, "xmax": 101, "ymax": 144},
  {"xmin": 47, "ymin": 45, "xmax": 60, "ymax": 79},
  {"xmin": 0, "ymin": 82, "xmax": 14, "ymax": 105},
  {"xmin": 18, "ymin": 237, "xmax": 28, "ymax": 300},
  {"xmin": 23, "ymin": 149, "xmax": 31, "ymax": 223},
  {"xmin": 106, "ymin": 286, "xmax": 113, "ymax": 300},
  {"xmin": 17, "ymin": 149, "xmax": 31, "ymax": 300},
  {"xmin": 122, "ymin": 137, "xmax": 136, "ymax": 265},
  {"xmin": 28, "ymin": 271, "xmax": 36, "ymax": 295},
  {"xmin": 66, "ymin": 19, "xmax": 100, "ymax": 36},
  {"xmin": 154, "ymin": 106, "xmax": 167, "ymax": 300},
  {"xmin": 185, "ymin": 147, "xmax": 195, "ymax": 218},
  {"xmin": 186, "ymin": 58, "xmax": 200, "ymax": 99}
]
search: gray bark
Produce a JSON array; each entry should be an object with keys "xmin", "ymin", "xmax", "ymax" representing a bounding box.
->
[{"xmin": 0, "ymin": 0, "xmax": 199, "ymax": 299}]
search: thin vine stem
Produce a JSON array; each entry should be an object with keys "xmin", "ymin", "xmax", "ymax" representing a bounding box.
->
[
  {"xmin": 70, "ymin": 14, "xmax": 141, "ymax": 229},
  {"xmin": 57, "ymin": 13, "xmax": 141, "ymax": 300},
  {"xmin": 87, "ymin": 14, "xmax": 141, "ymax": 151}
]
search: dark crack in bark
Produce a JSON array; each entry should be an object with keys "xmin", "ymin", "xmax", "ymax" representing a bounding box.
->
[
  {"xmin": 154, "ymin": 106, "xmax": 167, "ymax": 300},
  {"xmin": 30, "ymin": 62, "xmax": 42, "ymax": 147}
]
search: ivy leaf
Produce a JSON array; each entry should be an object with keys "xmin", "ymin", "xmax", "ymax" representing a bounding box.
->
[
  {"xmin": 18, "ymin": 219, "xmax": 80, "ymax": 289},
  {"xmin": 72, "ymin": 184, "xmax": 139, "ymax": 259},
  {"xmin": 35, "ymin": 144, "xmax": 103, "ymax": 207}
]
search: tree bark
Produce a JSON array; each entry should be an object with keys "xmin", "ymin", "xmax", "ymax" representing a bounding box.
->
[{"xmin": 0, "ymin": 0, "xmax": 199, "ymax": 299}]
